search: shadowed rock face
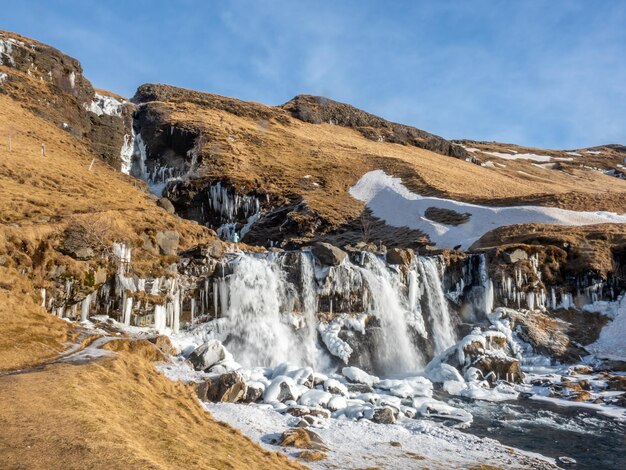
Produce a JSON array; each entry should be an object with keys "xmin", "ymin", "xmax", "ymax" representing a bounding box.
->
[{"xmin": 281, "ymin": 94, "xmax": 470, "ymax": 160}]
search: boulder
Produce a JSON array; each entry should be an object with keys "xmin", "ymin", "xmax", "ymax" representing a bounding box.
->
[
  {"xmin": 298, "ymin": 389, "xmax": 332, "ymax": 408},
  {"xmin": 473, "ymin": 355, "xmax": 524, "ymax": 384},
  {"xmin": 386, "ymin": 248, "xmax": 414, "ymax": 266},
  {"xmin": 157, "ymin": 197, "xmax": 176, "ymax": 214},
  {"xmin": 503, "ymin": 248, "xmax": 528, "ymax": 264},
  {"xmin": 155, "ymin": 230, "xmax": 180, "ymax": 255},
  {"xmin": 323, "ymin": 378, "xmax": 348, "ymax": 396},
  {"xmin": 62, "ymin": 245, "xmax": 95, "ymax": 260},
  {"xmin": 607, "ymin": 375, "xmax": 626, "ymax": 392},
  {"xmin": 370, "ymin": 406, "xmax": 396, "ymax": 424},
  {"xmin": 196, "ymin": 371, "xmax": 247, "ymax": 403},
  {"xmin": 287, "ymin": 406, "xmax": 331, "ymax": 419},
  {"xmin": 312, "ymin": 242, "xmax": 347, "ymax": 266},
  {"xmin": 243, "ymin": 382, "xmax": 265, "ymax": 403},
  {"xmin": 298, "ymin": 415, "xmax": 326, "ymax": 428},
  {"xmin": 345, "ymin": 382, "xmax": 374, "ymax": 394},
  {"xmin": 327, "ymin": 395, "xmax": 348, "ymax": 412},
  {"xmin": 342, "ymin": 366, "xmax": 380, "ymax": 387},
  {"xmin": 568, "ymin": 365, "xmax": 593, "ymax": 375},
  {"xmin": 264, "ymin": 376, "xmax": 299, "ymax": 403},
  {"xmin": 188, "ymin": 340, "xmax": 231, "ymax": 371},
  {"xmin": 140, "ymin": 232, "xmax": 157, "ymax": 254},
  {"xmin": 297, "ymin": 450, "xmax": 327, "ymax": 462},
  {"xmin": 203, "ymin": 239, "xmax": 225, "ymax": 259},
  {"xmin": 278, "ymin": 428, "xmax": 328, "ymax": 451},
  {"xmin": 148, "ymin": 335, "xmax": 177, "ymax": 355},
  {"xmin": 571, "ymin": 391, "xmax": 593, "ymax": 402},
  {"xmin": 507, "ymin": 309, "xmax": 587, "ymax": 362}
]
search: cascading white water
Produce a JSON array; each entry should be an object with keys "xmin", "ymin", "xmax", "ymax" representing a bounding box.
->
[
  {"xmin": 119, "ymin": 128, "xmax": 135, "ymax": 175},
  {"xmin": 357, "ymin": 253, "xmax": 424, "ymax": 373},
  {"xmin": 221, "ymin": 255, "xmax": 313, "ymax": 368},
  {"xmin": 298, "ymin": 251, "xmax": 330, "ymax": 369},
  {"xmin": 211, "ymin": 251, "xmax": 458, "ymax": 375},
  {"xmin": 415, "ymin": 257, "xmax": 457, "ymax": 354}
]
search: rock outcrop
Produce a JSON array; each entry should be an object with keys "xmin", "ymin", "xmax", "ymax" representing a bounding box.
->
[
  {"xmin": 282, "ymin": 95, "xmax": 469, "ymax": 159},
  {"xmin": 312, "ymin": 242, "xmax": 347, "ymax": 266},
  {"xmin": 0, "ymin": 30, "xmax": 133, "ymax": 170}
]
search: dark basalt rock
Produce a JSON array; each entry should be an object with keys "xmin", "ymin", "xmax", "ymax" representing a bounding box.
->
[
  {"xmin": 282, "ymin": 94, "xmax": 470, "ymax": 160},
  {"xmin": 371, "ymin": 406, "xmax": 396, "ymax": 424},
  {"xmin": 312, "ymin": 242, "xmax": 347, "ymax": 266}
]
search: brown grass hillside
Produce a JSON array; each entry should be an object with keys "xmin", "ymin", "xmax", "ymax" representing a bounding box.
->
[
  {"xmin": 0, "ymin": 79, "xmax": 303, "ymax": 468},
  {"xmin": 138, "ymin": 86, "xmax": 626, "ymax": 240},
  {"xmin": 0, "ymin": 351, "xmax": 304, "ymax": 470}
]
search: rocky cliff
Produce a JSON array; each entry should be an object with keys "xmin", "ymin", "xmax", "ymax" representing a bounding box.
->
[{"xmin": 0, "ymin": 30, "xmax": 133, "ymax": 170}]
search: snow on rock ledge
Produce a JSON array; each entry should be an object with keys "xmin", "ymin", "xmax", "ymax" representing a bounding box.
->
[{"xmin": 85, "ymin": 92, "xmax": 126, "ymax": 117}]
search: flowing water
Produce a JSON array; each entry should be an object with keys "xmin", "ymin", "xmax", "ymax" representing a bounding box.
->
[
  {"xmin": 457, "ymin": 397, "xmax": 626, "ymax": 469},
  {"xmin": 213, "ymin": 251, "xmax": 459, "ymax": 373}
]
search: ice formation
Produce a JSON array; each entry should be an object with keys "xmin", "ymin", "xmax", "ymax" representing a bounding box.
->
[{"xmin": 85, "ymin": 92, "xmax": 126, "ymax": 117}]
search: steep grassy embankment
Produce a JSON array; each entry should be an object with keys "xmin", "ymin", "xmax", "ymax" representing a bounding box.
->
[{"xmin": 0, "ymin": 41, "xmax": 301, "ymax": 468}]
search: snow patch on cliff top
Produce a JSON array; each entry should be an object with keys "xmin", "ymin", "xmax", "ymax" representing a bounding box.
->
[
  {"xmin": 86, "ymin": 93, "xmax": 126, "ymax": 117},
  {"xmin": 349, "ymin": 170, "xmax": 626, "ymax": 249}
]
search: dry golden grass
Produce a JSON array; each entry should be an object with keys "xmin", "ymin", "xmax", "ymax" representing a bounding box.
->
[
  {"xmin": 0, "ymin": 87, "xmax": 302, "ymax": 469},
  {"xmin": 473, "ymin": 222, "xmax": 626, "ymax": 275},
  {"xmin": 0, "ymin": 352, "xmax": 304, "ymax": 470},
  {"xmin": 297, "ymin": 450, "xmax": 326, "ymax": 462},
  {"xmin": 0, "ymin": 93, "xmax": 213, "ymax": 282},
  {"xmin": 101, "ymin": 338, "xmax": 167, "ymax": 362},
  {"xmin": 0, "ymin": 267, "xmax": 69, "ymax": 371},
  {"xmin": 162, "ymin": 99, "xmax": 626, "ymax": 234}
]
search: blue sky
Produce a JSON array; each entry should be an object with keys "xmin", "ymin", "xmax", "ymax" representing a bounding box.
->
[{"xmin": 2, "ymin": 0, "xmax": 625, "ymax": 149}]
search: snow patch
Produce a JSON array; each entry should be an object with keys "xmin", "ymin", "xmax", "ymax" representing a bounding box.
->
[
  {"xmin": 587, "ymin": 295, "xmax": 626, "ymax": 361},
  {"xmin": 349, "ymin": 170, "xmax": 626, "ymax": 249},
  {"xmin": 484, "ymin": 152, "xmax": 573, "ymax": 163},
  {"xmin": 86, "ymin": 93, "xmax": 126, "ymax": 117}
]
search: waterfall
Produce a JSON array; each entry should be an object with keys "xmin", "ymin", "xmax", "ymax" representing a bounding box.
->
[
  {"xmin": 119, "ymin": 128, "xmax": 135, "ymax": 175},
  {"xmin": 415, "ymin": 257, "xmax": 457, "ymax": 354},
  {"xmin": 46, "ymin": 246, "xmax": 462, "ymax": 377},
  {"xmin": 298, "ymin": 251, "xmax": 329, "ymax": 369},
  {"xmin": 205, "ymin": 251, "xmax": 458, "ymax": 375},
  {"xmin": 357, "ymin": 253, "xmax": 424, "ymax": 373},
  {"xmin": 478, "ymin": 254, "xmax": 494, "ymax": 315},
  {"xmin": 220, "ymin": 255, "xmax": 313, "ymax": 368}
]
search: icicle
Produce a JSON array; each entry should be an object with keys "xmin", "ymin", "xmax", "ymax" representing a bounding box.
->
[{"xmin": 123, "ymin": 297, "xmax": 133, "ymax": 326}]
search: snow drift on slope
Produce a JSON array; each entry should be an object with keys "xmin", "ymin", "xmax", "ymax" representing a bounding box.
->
[
  {"xmin": 349, "ymin": 170, "xmax": 626, "ymax": 249},
  {"xmin": 587, "ymin": 295, "xmax": 626, "ymax": 361}
]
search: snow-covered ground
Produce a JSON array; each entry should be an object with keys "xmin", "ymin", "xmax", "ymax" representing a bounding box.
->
[
  {"xmin": 205, "ymin": 402, "xmax": 555, "ymax": 469},
  {"xmin": 349, "ymin": 170, "xmax": 626, "ymax": 249}
]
